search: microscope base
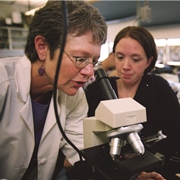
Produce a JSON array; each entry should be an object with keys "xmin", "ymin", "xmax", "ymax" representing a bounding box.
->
[{"xmin": 80, "ymin": 143, "xmax": 164, "ymax": 180}]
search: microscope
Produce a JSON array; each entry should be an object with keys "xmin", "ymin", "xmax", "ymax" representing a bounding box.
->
[
  {"xmin": 83, "ymin": 98, "xmax": 146, "ymax": 159},
  {"xmin": 80, "ymin": 69, "xmax": 164, "ymax": 180}
]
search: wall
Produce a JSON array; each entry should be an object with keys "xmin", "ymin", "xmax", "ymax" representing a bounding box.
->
[
  {"xmin": 99, "ymin": 18, "xmax": 180, "ymax": 61},
  {"xmin": 107, "ymin": 18, "xmax": 180, "ymax": 43},
  {"xmin": 0, "ymin": 3, "xmax": 28, "ymax": 19},
  {"xmin": 0, "ymin": 2, "xmax": 46, "ymax": 19}
]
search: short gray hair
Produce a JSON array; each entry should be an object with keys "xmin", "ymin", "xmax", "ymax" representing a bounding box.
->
[{"xmin": 25, "ymin": 1, "xmax": 107, "ymax": 62}]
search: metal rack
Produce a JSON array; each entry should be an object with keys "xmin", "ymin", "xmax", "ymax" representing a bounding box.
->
[{"xmin": 0, "ymin": 26, "xmax": 28, "ymax": 58}]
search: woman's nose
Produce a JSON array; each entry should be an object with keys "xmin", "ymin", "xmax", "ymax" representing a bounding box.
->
[
  {"xmin": 80, "ymin": 64, "xmax": 94, "ymax": 77},
  {"xmin": 122, "ymin": 59, "xmax": 130, "ymax": 69}
]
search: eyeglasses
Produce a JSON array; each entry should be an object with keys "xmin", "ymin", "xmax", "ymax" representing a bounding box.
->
[{"xmin": 63, "ymin": 50, "xmax": 102, "ymax": 69}]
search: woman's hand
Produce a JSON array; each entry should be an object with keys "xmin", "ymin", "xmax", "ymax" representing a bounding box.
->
[{"xmin": 135, "ymin": 171, "xmax": 166, "ymax": 180}]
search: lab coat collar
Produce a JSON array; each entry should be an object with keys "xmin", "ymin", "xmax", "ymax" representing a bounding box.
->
[
  {"xmin": 15, "ymin": 56, "xmax": 62, "ymax": 138},
  {"xmin": 15, "ymin": 56, "xmax": 31, "ymax": 102}
]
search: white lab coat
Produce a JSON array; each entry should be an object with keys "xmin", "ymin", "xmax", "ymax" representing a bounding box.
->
[{"xmin": 0, "ymin": 56, "xmax": 87, "ymax": 180}]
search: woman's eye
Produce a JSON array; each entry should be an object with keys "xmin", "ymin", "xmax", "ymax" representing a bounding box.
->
[
  {"xmin": 117, "ymin": 56, "xmax": 123, "ymax": 60},
  {"xmin": 133, "ymin": 59, "xmax": 140, "ymax": 62},
  {"xmin": 76, "ymin": 57, "xmax": 87, "ymax": 63}
]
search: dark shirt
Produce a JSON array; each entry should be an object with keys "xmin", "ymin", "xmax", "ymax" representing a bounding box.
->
[
  {"xmin": 21, "ymin": 99, "xmax": 49, "ymax": 179},
  {"xmin": 32, "ymin": 99, "xmax": 49, "ymax": 149},
  {"xmin": 85, "ymin": 74, "xmax": 180, "ymax": 158},
  {"xmin": 22, "ymin": 96, "xmax": 65, "ymax": 180}
]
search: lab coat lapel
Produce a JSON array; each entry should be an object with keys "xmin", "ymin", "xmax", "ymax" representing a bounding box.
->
[
  {"xmin": 19, "ymin": 96, "xmax": 34, "ymax": 136},
  {"xmin": 16, "ymin": 56, "xmax": 34, "ymax": 135}
]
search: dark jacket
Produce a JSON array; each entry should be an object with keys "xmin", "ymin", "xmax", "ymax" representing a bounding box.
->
[{"xmin": 85, "ymin": 74, "xmax": 180, "ymax": 158}]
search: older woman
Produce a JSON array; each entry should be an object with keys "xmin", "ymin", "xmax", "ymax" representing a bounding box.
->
[{"xmin": 0, "ymin": 1, "xmax": 107, "ymax": 179}]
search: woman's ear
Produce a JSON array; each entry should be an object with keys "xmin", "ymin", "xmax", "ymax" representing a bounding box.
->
[
  {"xmin": 146, "ymin": 56, "xmax": 153, "ymax": 67},
  {"xmin": 34, "ymin": 35, "xmax": 48, "ymax": 61}
]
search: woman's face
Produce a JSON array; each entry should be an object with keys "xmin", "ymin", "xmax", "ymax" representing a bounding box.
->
[
  {"xmin": 44, "ymin": 31, "xmax": 101, "ymax": 96},
  {"xmin": 114, "ymin": 37, "xmax": 152, "ymax": 85}
]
